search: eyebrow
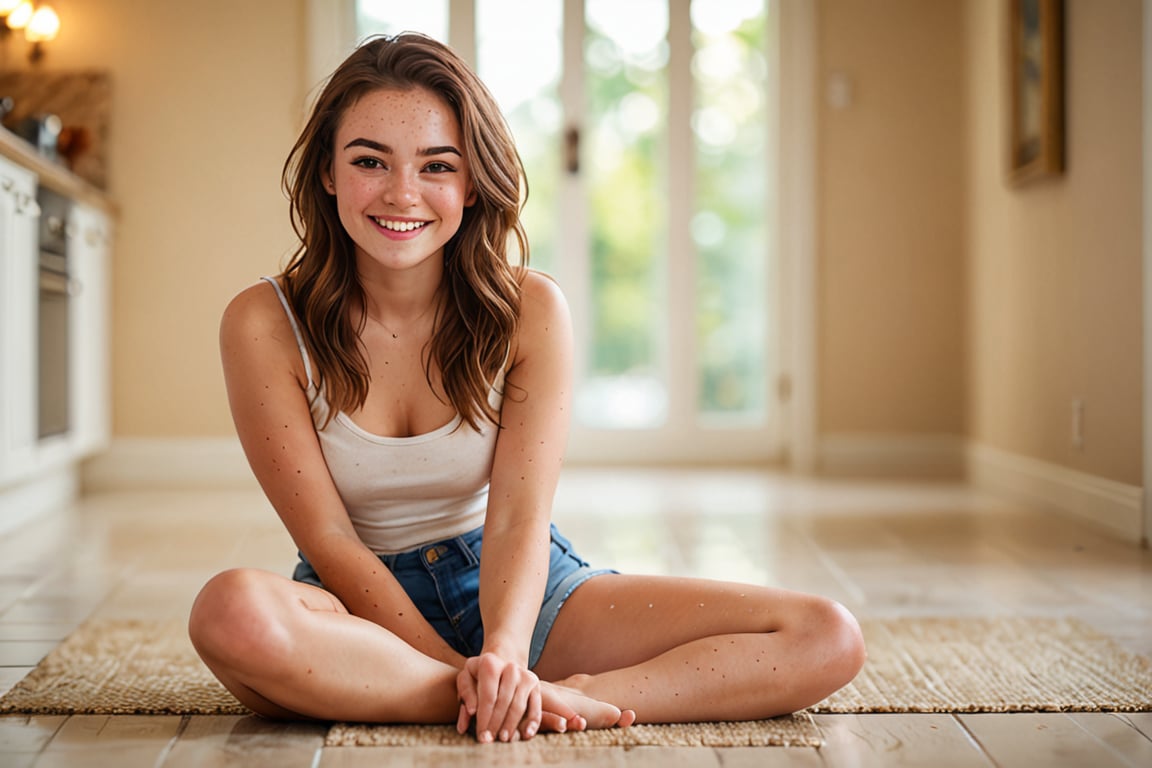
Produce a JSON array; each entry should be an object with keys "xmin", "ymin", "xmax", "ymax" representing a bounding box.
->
[{"xmin": 342, "ymin": 138, "xmax": 462, "ymax": 157}]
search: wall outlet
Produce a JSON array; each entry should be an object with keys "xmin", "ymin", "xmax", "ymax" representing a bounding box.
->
[
  {"xmin": 826, "ymin": 71, "xmax": 854, "ymax": 110},
  {"xmin": 1071, "ymin": 398, "xmax": 1085, "ymax": 450}
]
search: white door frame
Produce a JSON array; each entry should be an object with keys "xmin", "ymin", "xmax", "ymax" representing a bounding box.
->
[
  {"xmin": 564, "ymin": 0, "xmax": 818, "ymax": 466},
  {"xmin": 562, "ymin": 0, "xmax": 787, "ymax": 465},
  {"xmin": 777, "ymin": 0, "xmax": 818, "ymax": 473}
]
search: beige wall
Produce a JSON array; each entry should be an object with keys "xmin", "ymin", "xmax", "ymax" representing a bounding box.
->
[
  {"xmin": 965, "ymin": 0, "xmax": 1143, "ymax": 486},
  {"xmin": 815, "ymin": 0, "xmax": 968, "ymax": 437},
  {"xmin": 27, "ymin": 1, "xmax": 1146, "ymax": 488},
  {"xmin": 26, "ymin": 0, "xmax": 305, "ymax": 437},
  {"xmin": 815, "ymin": 0, "xmax": 1143, "ymax": 488}
]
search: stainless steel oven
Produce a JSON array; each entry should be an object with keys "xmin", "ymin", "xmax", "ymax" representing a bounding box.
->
[{"xmin": 37, "ymin": 187, "xmax": 72, "ymax": 440}]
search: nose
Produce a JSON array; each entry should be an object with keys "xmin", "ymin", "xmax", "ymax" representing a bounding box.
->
[{"xmin": 382, "ymin": 168, "xmax": 418, "ymax": 209}]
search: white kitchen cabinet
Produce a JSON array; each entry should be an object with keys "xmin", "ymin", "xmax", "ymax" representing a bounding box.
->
[
  {"xmin": 0, "ymin": 136, "xmax": 114, "ymax": 529},
  {"xmin": 0, "ymin": 154, "xmax": 39, "ymax": 486},
  {"xmin": 69, "ymin": 202, "xmax": 112, "ymax": 456}
]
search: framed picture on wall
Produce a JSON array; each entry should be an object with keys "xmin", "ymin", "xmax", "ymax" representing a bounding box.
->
[{"xmin": 1007, "ymin": 0, "xmax": 1065, "ymax": 184}]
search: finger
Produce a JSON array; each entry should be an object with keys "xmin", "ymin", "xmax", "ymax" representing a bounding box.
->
[
  {"xmin": 473, "ymin": 660, "xmax": 501, "ymax": 742},
  {"xmin": 497, "ymin": 675, "xmax": 533, "ymax": 742},
  {"xmin": 487, "ymin": 664, "xmax": 522, "ymax": 742},
  {"xmin": 456, "ymin": 667, "xmax": 479, "ymax": 718},
  {"xmin": 456, "ymin": 701, "xmax": 471, "ymax": 735},
  {"xmin": 520, "ymin": 685, "xmax": 542, "ymax": 740}
]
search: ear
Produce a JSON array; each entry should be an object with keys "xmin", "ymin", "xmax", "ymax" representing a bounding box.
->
[
  {"xmin": 464, "ymin": 181, "xmax": 477, "ymax": 207},
  {"xmin": 322, "ymin": 167, "xmax": 336, "ymax": 196}
]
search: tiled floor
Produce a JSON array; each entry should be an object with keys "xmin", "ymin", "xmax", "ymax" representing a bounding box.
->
[{"xmin": 1, "ymin": 467, "xmax": 1150, "ymax": 766}]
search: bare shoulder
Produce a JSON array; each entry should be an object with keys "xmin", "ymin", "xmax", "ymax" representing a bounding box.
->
[
  {"xmin": 518, "ymin": 269, "xmax": 571, "ymax": 325},
  {"xmin": 511, "ymin": 270, "xmax": 573, "ymax": 367},
  {"xmin": 220, "ymin": 279, "xmax": 307, "ymax": 385},
  {"xmin": 221, "ymin": 280, "xmax": 286, "ymax": 336}
]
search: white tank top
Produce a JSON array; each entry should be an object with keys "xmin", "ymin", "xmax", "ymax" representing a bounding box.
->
[{"xmin": 263, "ymin": 277, "xmax": 504, "ymax": 554}]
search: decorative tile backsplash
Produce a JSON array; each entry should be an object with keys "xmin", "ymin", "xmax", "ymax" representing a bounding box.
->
[{"xmin": 0, "ymin": 70, "xmax": 111, "ymax": 190}]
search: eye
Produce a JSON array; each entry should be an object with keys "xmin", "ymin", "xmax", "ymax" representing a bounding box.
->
[
  {"xmin": 424, "ymin": 161, "xmax": 456, "ymax": 174},
  {"xmin": 352, "ymin": 157, "xmax": 385, "ymax": 170}
]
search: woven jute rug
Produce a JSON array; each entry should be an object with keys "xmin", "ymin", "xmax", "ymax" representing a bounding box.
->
[
  {"xmin": 2, "ymin": 616, "xmax": 1149, "ymax": 749},
  {"xmin": 324, "ymin": 717, "xmax": 820, "ymax": 747},
  {"xmin": 811, "ymin": 616, "xmax": 1152, "ymax": 714}
]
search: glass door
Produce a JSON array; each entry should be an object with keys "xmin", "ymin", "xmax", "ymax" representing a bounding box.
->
[{"xmin": 355, "ymin": 0, "xmax": 780, "ymax": 463}]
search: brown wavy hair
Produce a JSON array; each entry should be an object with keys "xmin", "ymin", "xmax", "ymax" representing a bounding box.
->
[{"xmin": 280, "ymin": 33, "xmax": 527, "ymax": 430}]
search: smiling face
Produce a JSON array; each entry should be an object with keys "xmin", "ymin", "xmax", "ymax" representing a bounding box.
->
[{"xmin": 326, "ymin": 86, "xmax": 476, "ymax": 278}]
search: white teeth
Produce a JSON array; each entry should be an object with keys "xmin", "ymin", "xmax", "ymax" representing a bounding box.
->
[{"xmin": 374, "ymin": 217, "xmax": 426, "ymax": 232}]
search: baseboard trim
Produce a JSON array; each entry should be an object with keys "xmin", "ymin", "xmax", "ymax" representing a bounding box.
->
[
  {"xmin": 816, "ymin": 433, "xmax": 966, "ymax": 478},
  {"xmin": 78, "ymin": 437, "xmax": 1148, "ymax": 544},
  {"xmin": 0, "ymin": 465, "xmax": 79, "ymax": 536},
  {"xmin": 81, "ymin": 437, "xmax": 256, "ymax": 491},
  {"xmin": 967, "ymin": 443, "xmax": 1145, "ymax": 544}
]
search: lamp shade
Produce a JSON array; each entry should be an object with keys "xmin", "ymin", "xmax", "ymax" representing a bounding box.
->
[
  {"xmin": 25, "ymin": 5, "xmax": 59, "ymax": 42},
  {"xmin": 5, "ymin": 0, "xmax": 32, "ymax": 29}
]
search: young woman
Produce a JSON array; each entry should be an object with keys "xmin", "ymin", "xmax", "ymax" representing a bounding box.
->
[{"xmin": 189, "ymin": 32, "xmax": 865, "ymax": 744}]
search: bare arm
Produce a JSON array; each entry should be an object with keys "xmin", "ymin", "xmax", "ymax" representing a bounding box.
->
[
  {"xmin": 455, "ymin": 272, "xmax": 576, "ymax": 740},
  {"xmin": 220, "ymin": 281, "xmax": 464, "ymax": 668},
  {"xmin": 480, "ymin": 272, "xmax": 574, "ymax": 663}
]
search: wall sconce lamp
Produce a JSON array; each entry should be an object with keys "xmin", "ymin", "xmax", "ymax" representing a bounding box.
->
[{"xmin": 0, "ymin": 1, "xmax": 60, "ymax": 63}]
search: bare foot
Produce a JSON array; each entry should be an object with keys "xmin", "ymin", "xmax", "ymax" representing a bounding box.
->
[{"xmin": 540, "ymin": 679, "xmax": 635, "ymax": 731}]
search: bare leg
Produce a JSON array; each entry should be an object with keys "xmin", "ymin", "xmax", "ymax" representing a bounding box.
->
[
  {"xmin": 188, "ymin": 568, "xmax": 462, "ymax": 722},
  {"xmin": 532, "ymin": 575, "xmax": 866, "ymax": 723},
  {"xmin": 188, "ymin": 568, "xmax": 629, "ymax": 730}
]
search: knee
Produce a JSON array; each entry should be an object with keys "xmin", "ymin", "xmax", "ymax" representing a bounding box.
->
[
  {"xmin": 188, "ymin": 569, "xmax": 293, "ymax": 669},
  {"xmin": 804, "ymin": 596, "xmax": 867, "ymax": 690}
]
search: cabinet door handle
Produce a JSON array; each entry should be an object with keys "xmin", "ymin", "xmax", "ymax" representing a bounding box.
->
[{"xmin": 18, "ymin": 196, "xmax": 40, "ymax": 217}]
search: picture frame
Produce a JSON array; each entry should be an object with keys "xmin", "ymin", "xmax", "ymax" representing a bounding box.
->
[{"xmin": 1007, "ymin": 0, "xmax": 1065, "ymax": 184}]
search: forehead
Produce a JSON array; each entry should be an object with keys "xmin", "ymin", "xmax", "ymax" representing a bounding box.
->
[{"xmin": 337, "ymin": 86, "xmax": 462, "ymax": 142}]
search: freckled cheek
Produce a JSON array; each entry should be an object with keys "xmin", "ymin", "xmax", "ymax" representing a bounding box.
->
[
  {"xmin": 434, "ymin": 184, "xmax": 471, "ymax": 211},
  {"xmin": 337, "ymin": 185, "xmax": 388, "ymax": 223},
  {"xmin": 350, "ymin": 180, "xmax": 387, "ymax": 202}
]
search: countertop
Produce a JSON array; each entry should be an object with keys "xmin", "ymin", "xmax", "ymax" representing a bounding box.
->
[{"xmin": 0, "ymin": 127, "xmax": 114, "ymax": 214}]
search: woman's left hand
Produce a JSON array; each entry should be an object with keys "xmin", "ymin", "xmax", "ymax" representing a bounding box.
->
[{"xmin": 456, "ymin": 653, "xmax": 543, "ymax": 742}]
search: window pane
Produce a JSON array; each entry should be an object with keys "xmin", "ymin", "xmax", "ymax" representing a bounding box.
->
[
  {"xmin": 691, "ymin": 0, "xmax": 768, "ymax": 422},
  {"xmin": 476, "ymin": 0, "xmax": 562, "ymax": 275},
  {"xmin": 578, "ymin": 0, "xmax": 669, "ymax": 429},
  {"xmin": 356, "ymin": 0, "xmax": 448, "ymax": 41}
]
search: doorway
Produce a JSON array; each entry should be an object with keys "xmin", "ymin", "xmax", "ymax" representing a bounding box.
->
[{"xmin": 321, "ymin": 0, "xmax": 805, "ymax": 464}]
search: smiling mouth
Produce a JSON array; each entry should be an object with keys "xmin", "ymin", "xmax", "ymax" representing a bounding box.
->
[{"xmin": 373, "ymin": 217, "xmax": 428, "ymax": 232}]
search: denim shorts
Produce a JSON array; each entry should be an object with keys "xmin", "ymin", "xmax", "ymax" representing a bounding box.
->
[{"xmin": 292, "ymin": 523, "xmax": 613, "ymax": 669}]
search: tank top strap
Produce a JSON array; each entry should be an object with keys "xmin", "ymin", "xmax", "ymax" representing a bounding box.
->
[{"xmin": 261, "ymin": 276, "xmax": 315, "ymax": 389}]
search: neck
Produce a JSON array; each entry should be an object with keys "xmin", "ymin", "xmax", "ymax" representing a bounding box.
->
[
  {"xmin": 357, "ymin": 280, "xmax": 444, "ymax": 341},
  {"xmin": 362, "ymin": 301, "xmax": 437, "ymax": 339},
  {"xmin": 355, "ymin": 252, "xmax": 445, "ymax": 332}
]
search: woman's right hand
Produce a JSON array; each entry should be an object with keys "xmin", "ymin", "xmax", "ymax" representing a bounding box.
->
[
  {"xmin": 455, "ymin": 659, "xmax": 633, "ymax": 741},
  {"xmin": 456, "ymin": 653, "xmax": 542, "ymax": 742}
]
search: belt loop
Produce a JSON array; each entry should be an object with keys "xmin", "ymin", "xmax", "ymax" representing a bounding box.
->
[
  {"xmin": 451, "ymin": 535, "xmax": 481, "ymax": 567},
  {"xmin": 547, "ymin": 524, "xmax": 567, "ymax": 553}
]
